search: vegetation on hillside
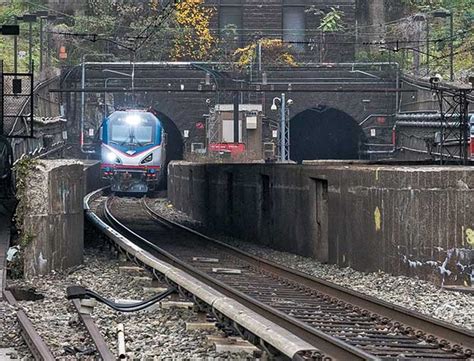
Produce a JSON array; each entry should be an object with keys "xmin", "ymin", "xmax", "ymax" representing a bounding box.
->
[
  {"xmin": 0, "ymin": 0, "xmax": 472, "ymax": 77},
  {"xmin": 0, "ymin": 0, "xmax": 43, "ymax": 72},
  {"xmin": 362, "ymin": 0, "xmax": 474, "ymax": 80},
  {"xmin": 234, "ymin": 39, "xmax": 297, "ymax": 69}
]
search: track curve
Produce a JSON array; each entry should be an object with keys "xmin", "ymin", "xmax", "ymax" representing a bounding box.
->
[{"xmin": 95, "ymin": 194, "xmax": 473, "ymax": 360}]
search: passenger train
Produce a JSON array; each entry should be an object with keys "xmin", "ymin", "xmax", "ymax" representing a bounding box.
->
[{"xmin": 100, "ymin": 109, "xmax": 166, "ymax": 193}]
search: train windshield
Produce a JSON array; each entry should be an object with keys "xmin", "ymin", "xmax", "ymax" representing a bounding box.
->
[{"xmin": 107, "ymin": 111, "xmax": 159, "ymax": 147}]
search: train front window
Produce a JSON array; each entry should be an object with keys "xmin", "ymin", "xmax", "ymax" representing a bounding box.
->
[
  {"xmin": 108, "ymin": 112, "xmax": 158, "ymax": 147},
  {"xmin": 135, "ymin": 126, "xmax": 153, "ymax": 144},
  {"xmin": 110, "ymin": 124, "xmax": 130, "ymax": 143}
]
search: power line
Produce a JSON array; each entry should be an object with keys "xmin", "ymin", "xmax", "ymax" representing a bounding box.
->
[
  {"xmin": 46, "ymin": 31, "xmax": 136, "ymax": 51},
  {"xmin": 132, "ymin": 1, "xmax": 177, "ymax": 53}
]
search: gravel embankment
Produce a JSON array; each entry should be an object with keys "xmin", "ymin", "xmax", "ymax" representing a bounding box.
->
[
  {"xmin": 148, "ymin": 198, "xmax": 474, "ymax": 331},
  {"xmin": 9, "ymin": 245, "xmax": 255, "ymax": 360}
]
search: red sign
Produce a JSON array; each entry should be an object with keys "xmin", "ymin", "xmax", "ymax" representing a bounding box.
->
[
  {"xmin": 195, "ymin": 122, "xmax": 205, "ymax": 129},
  {"xmin": 209, "ymin": 143, "xmax": 245, "ymax": 155}
]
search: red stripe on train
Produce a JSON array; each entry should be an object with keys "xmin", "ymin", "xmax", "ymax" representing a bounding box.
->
[{"xmin": 101, "ymin": 163, "xmax": 161, "ymax": 170}]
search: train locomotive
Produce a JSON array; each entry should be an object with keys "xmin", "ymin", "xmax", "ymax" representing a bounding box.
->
[{"xmin": 100, "ymin": 109, "xmax": 166, "ymax": 193}]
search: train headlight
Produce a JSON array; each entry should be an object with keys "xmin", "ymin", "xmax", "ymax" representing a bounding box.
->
[
  {"xmin": 141, "ymin": 153, "xmax": 153, "ymax": 164},
  {"xmin": 125, "ymin": 114, "xmax": 142, "ymax": 126},
  {"xmin": 105, "ymin": 151, "xmax": 121, "ymax": 164}
]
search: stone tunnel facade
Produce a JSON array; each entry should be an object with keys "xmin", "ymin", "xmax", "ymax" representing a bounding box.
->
[{"xmin": 61, "ymin": 63, "xmax": 399, "ymax": 159}]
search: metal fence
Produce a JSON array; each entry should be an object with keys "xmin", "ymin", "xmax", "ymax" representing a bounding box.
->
[{"xmin": 1, "ymin": 60, "xmax": 34, "ymax": 138}]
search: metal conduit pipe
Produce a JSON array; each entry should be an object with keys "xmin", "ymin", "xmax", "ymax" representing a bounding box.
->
[
  {"xmin": 80, "ymin": 61, "xmax": 400, "ymax": 72},
  {"xmin": 396, "ymin": 121, "xmax": 460, "ymax": 128},
  {"xmin": 396, "ymin": 113, "xmax": 472, "ymax": 120},
  {"xmin": 80, "ymin": 54, "xmax": 114, "ymax": 154}
]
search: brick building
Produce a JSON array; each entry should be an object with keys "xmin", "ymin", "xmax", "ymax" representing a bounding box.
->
[{"xmin": 205, "ymin": 0, "xmax": 357, "ymax": 62}]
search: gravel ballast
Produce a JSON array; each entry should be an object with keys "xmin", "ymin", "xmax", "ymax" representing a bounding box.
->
[
  {"xmin": 8, "ymin": 244, "xmax": 256, "ymax": 360},
  {"xmin": 0, "ymin": 300, "xmax": 30, "ymax": 359},
  {"xmin": 148, "ymin": 198, "xmax": 474, "ymax": 331}
]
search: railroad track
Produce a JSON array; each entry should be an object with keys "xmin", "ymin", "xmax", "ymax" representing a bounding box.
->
[
  {"xmin": 2, "ymin": 289, "xmax": 54, "ymax": 361},
  {"xmin": 88, "ymin": 191, "xmax": 474, "ymax": 360},
  {"xmin": 1, "ymin": 211, "xmax": 113, "ymax": 360},
  {"xmin": 1, "ymin": 282, "xmax": 113, "ymax": 361}
]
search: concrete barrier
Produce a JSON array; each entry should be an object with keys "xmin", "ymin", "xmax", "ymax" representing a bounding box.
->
[
  {"xmin": 169, "ymin": 162, "xmax": 329, "ymax": 263},
  {"xmin": 22, "ymin": 160, "xmax": 84, "ymax": 278},
  {"xmin": 82, "ymin": 160, "xmax": 105, "ymax": 194},
  {"xmin": 168, "ymin": 161, "xmax": 474, "ymax": 286}
]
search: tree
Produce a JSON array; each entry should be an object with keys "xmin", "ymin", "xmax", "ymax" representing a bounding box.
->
[
  {"xmin": 318, "ymin": 7, "xmax": 346, "ymax": 32},
  {"xmin": 233, "ymin": 39, "xmax": 297, "ymax": 69},
  {"xmin": 305, "ymin": 6, "xmax": 347, "ymax": 63},
  {"xmin": 399, "ymin": 0, "xmax": 474, "ymax": 79},
  {"xmin": 0, "ymin": 0, "xmax": 43, "ymax": 72},
  {"xmin": 170, "ymin": 0, "xmax": 215, "ymax": 61}
]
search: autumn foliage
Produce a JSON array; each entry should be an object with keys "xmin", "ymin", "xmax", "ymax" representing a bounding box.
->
[
  {"xmin": 171, "ymin": 0, "xmax": 216, "ymax": 61},
  {"xmin": 234, "ymin": 39, "xmax": 297, "ymax": 68}
]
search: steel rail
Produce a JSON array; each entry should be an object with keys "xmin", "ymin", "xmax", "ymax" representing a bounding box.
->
[
  {"xmin": 2, "ymin": 290, "xmax": 55, "ymax": 361},
  {"xmin": 70, "ymin": 299, "xmax": 115, "ymax": 361},
  {"xmin": 103, "ymin": 197, "xmax": 376, "ymax": 361},
  {"xmin": 141, "ymin": 199, "xmax": 474, "ymax": 353},
  {"xmin": 83, "ymin": 188, "xmax": 323, "ymax": 360}
]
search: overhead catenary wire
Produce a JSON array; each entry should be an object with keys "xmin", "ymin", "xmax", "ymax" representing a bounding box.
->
[{"xmin": 45, "ymin": 28, "xmax": 472, "ymax": 49}]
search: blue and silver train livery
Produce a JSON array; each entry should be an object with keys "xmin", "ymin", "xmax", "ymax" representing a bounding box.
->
[{"xmin": 100, "ymin": 110, "xmax": 166, "ymax": 193}]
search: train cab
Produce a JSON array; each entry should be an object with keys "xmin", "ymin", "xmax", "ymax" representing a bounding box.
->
[{"xmin": 100, "ymin": 110, "xmax": 166, "ymax": 193}]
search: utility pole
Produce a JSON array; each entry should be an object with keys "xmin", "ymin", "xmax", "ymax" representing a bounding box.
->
[
  {"xmin": 426, "ymin": 19, "xmax": 430, "ymax": 75},
  {"xmin": 15, "ymin": 14, "xmax": 37, "ymax": 73},
  {"xmin": 432, "ymin": 9, "xmax": 454, "ymax": 81},
  {"xmin": 449, "ymin": 12, "xmax": 454, "ymax": 81},
  {"xmin": 13, "ymin": 19, "xmax": 18, "ymax": 74},
  {"xmin": 28, "ymin": 21, "xmax": 32, "ymax": 73},
  {"xmin": 271, "ymin": 93, "xmax": 292, "ymax": 162},
  {"xmin": 280, "ymin": 93, "xmax": 286, "ymax": 161},
  {"xmin": 233, "ymin": 92, "xmax": 239, "ymax": 143},
  {"xmin": 39, "ymin": 17, "xmax": 43, "ymax": 72},
  {"xmin": 80, "ymin": 54, "xmax": 113, "ymax": 154}
]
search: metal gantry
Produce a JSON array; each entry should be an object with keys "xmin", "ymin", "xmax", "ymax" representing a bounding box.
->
[
  {"xmin": 431, "ymin": 81, "xmax": 472, "ymax": 165},
  {"xmin": 272, "ymin": 93, "xmax": 291, "ymax": 162},
  {"xmin": 206, "ymin": 107, "xmax": 220, "ymax": 146}
]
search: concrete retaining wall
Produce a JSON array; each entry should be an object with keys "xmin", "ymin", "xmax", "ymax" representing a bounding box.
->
[
  {"xmin": 23, "ymin": 160, "xmax": 84, "ymax": 278},
  {"xmin": 169, "ymin": 162, "xmax": 329, "ymax": 262},
  {"xmin": 83, "ymin": 160, "xmax": 105, "ymax": 194},
  {"xmin": 168, "ymin": 161, "xmax": 474, "ymax": 286}
]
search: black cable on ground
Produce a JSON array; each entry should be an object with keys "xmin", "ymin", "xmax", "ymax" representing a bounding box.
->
[{"xmin": 66, "ymin": 285, "xmax": 177, "ymax": 312}]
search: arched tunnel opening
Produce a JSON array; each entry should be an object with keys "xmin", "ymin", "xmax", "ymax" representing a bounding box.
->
[
  {"xmin": 290, "ymin": 106, "xmax": 366, "ymax": 163},
  {"xmin": 150, "ymin": 109, "xmax": 184, "ymax": 163},
  {"xmin": 150, "ymin": 108, "xmax": 184, "ymax": 189}
]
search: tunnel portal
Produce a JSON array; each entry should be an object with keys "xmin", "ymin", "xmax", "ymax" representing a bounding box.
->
[{"xmin": 290, "ymin": 106, "xmax": 365, "ymax": 163}]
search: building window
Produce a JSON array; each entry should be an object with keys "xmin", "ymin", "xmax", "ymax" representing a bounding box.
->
[
  {"xmin": 283, "ymin": 1, "xmax": 305, "ymax": 52},
  {"xmin": 219, "ymin": 0, "xmax": 243, "ymax": 47}
]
